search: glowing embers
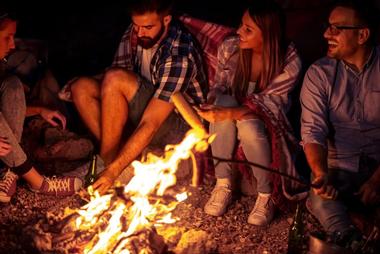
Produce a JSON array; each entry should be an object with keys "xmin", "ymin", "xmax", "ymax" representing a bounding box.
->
[{"xmin": 33, "ymin": 129, "xmax": 211, "ymax": 254}]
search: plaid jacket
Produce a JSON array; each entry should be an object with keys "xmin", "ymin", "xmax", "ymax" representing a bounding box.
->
[
  {"xmin": 211, "ymin": 35, "xmax": 302, "ymax": 113},
  {"xmin": 112, "ymin": 21, "xmax": 207, "ymax": 104},
  {"xmin": 211, "ymin": 36, "xmax": 307, "ymax": 204}
]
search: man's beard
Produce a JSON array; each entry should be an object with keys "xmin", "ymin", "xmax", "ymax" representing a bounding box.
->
[{"xmin": 137, "ymin": 23, "xmax": 165, "ymax": 49}]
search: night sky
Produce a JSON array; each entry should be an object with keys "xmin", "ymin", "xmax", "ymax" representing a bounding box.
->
[{"xmin": 4, "ymin": 1, "xmax": 247, "ymax": 84}]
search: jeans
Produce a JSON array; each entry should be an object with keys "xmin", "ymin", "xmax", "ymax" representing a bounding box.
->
[
  {"xmin": 210, "ymin": 94, "xmax": 272, "ymax": 193},
  {"xmin": 309, "ymin": 156, "xmax": 378, "ymax": 233},
  {"xmin": 0, "ymin": 75, "xmax": 30, "ymax": 174}
]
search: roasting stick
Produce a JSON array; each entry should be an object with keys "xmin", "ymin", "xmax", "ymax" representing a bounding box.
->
[
  {"xmin": 171, "ymin": 92, "xmax": 323, "ymax": 190},
  {"xmin": 171, "ymin": 92, "xmax": 206, "ymax": 187}
]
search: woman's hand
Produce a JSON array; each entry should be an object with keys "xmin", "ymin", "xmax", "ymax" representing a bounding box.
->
[
  {"xmin": 195, "ymin": 104, "xmax": 232, "ymax": 123},
  {"xmin": 0, "ymin": 137, "xmax": 12, "ymax": 156},
  {"xmin": 40, "ymin": 108, "xmax": 66, "ymax": 129}
]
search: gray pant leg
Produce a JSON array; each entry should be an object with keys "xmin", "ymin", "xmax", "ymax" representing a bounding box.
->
[
  {"xmin": 237, "ymin": 119, "xmax": 272, "ymax": 193},
  {"xmin": 0, "ymin": 76, "xmax": 26, "ymax": 142},
  {"xmin": 210, "ymin": 95, "xmax": 239, "ymax": 180},
  {"xmin": 0, "ymin": 76, "xmax": 28, "ymax": 168}
]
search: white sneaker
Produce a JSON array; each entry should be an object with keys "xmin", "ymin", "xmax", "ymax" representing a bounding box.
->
[
  {"xmin": 248, "ymin": 193, "xmax": 275, "ymax": 226},
  {"xmin": 204, "ymin": 185, "xmax": 232, "ymax": 216}
]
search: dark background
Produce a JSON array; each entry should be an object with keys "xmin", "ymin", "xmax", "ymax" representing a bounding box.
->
[{"xmin": 4, "ymin": 0, "xmax": 339, "ymax": 84}]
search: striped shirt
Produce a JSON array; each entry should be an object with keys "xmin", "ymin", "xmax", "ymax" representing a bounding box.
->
[
  {"xmin": 301, "ymin": 47, "xmax": 380, "ymax": 172},
  {"xmin": 112, "ymin": 21, "xmax": 207, "ymax": 104}
]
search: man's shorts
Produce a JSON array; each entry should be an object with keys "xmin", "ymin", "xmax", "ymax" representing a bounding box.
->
[{"xmin": 128, "ymin": 76, "xmax": 190, "ymax": 148}]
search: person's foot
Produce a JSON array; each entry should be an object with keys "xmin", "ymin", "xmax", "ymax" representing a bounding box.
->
[
  {"xmin": 30, "ymin": 176, "xmax": 82, "ymax": 196},
  {"xmin": 0, "ymin": 169, "xmax": 18, "ymax": 203},
  {"xmin": 248, "ymin": 192, "xmax": 275, "ymax": 226},
  {"xmin": 204, "ymin": 184, "xmax": 232, "ymax": 216}
]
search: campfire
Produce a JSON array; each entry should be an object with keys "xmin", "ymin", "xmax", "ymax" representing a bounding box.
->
[{"xmin": 33, "ymin": 128, "xmax": 212, "ymax": 254}]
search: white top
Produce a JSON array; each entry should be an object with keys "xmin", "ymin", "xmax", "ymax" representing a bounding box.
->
[
  {"xmin": 140, "ymin": 45, "xmax": 158, "ymax": 81},
  {"xmin": 248, "ymin": 81, "xmax": 257, "ymax": 95}
]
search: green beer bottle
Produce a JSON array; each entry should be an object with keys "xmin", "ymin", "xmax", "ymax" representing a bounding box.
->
[
  {"xmin": 84, "ymin": 155, "xmax": 97, "ymax": 187},
  {"xmin": 287, "ymin": 203, "xmax": 305, "ymax": 254}
]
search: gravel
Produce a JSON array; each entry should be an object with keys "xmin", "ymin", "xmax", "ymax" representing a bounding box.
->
[{"xmin": 0, "ymin": 176, "xmax": 294, "ymax": 254}]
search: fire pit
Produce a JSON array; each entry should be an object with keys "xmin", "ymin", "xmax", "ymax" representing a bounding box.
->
[{"xmin": 32, "ymin": 129, "xmax": 211, "ymax": 254}]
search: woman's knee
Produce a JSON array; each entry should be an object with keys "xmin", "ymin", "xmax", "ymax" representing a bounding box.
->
[
  {"xmin": 237, "ymin": 119, "xmax": 268, "ymax": 140},
  {"xmin": 0, "ymin": 75, "xmax": 24, "ymax": 94}
]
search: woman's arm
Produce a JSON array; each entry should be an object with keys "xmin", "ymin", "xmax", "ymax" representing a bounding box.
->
[
  {"xmin": 26, "ymin": 106, "xmax": 66, "ymax": 129},
  {"xmin": 208, "ymin": 37, "xmax": 239, "ymax": 103}
]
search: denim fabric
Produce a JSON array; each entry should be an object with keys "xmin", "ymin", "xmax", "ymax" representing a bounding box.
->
[
  {"xmin": 210, "ymin": 94, "xmax": 272, "ymax": 193},
  {"xmin": 0, "ymin": 75, "xmax": 28, "ymax": 171},
  {"xmin": 309, "ymin": 156, "xmax": 378, "ymax": 233}
]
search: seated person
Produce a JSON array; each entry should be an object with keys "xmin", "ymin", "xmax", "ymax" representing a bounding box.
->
[
  {"xmin": 197, "ymin": 0, "xmax": 303, "ymax": 226},
  {"xmin": 0, "ymin": 10, "xmax": 82, "ymax": 203},
  {"xmin": 70, "ymin": 0, "xmax": 207, "ymax": 194},
  {"xmin": 300, "ymin": 0, "xmax": 380, "ymax": 247},
  {"xmin": 5, "ymin": 38, "xmax": 69, "ymax": 117}
]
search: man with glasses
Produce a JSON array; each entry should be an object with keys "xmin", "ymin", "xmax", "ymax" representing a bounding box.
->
[{"xmin": 300, "ymin": 0, "xmax": 380, "ymax": 248}]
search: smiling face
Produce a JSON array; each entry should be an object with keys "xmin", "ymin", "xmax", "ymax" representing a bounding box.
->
[
  {"xmin": 0, "ymin": 19, "xmax": 16, "ymax": 59},
  {"xmin": 324, "ymin": 6, "xmax": 365, "ymax": 60},
  {"xmin": 237, "ymin": 10, "xmax": 263, "ymax": 51},
  {"xmin": 131, "ymin": 11, "xmax": 171, "ymax": 49}
]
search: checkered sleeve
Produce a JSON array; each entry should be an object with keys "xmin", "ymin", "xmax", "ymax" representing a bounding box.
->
[
  {"xmin": 153, "ymin": 56, "xmax": 195, "ymax": 102},
  {"xmin": 208, "ymin": 36, "xmax": 239, "ymax": 99},
  {"xmin": 261, "ymin": 43, "xmax": 302, "ymax": 96},
  {"xmin": 111, "ymin": 25, "xmax": 134, "ymax": 70}
]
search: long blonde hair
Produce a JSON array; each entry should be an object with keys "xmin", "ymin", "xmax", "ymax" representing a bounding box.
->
[{"xmin": 233, "ymin": 0, "xmax": 286, "ymax": 100}]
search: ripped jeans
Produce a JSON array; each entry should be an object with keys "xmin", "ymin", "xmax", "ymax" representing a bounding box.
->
[{"xmin": 210, "ymin": 95, "xmax": 272, "ymax": 193}]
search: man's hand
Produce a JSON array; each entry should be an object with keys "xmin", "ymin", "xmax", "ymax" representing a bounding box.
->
[
  {"xmin": 312, "ymin": 173, "xmax": 338, "ymax": 200},
  {"xmin": 0, "ymin": 137, "xmax": 11, "ymax": 156},
  {"xmin": 92, "ymin": 169, "xmax": 117, "ymax": 195},
  {"xmin": 40, "ymin": 108, "xmax": 66, "ymax": 129}
]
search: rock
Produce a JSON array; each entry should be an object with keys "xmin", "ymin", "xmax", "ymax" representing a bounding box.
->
[
  {"xmin": 156, "ymin": 225, "xmax": 186, "ymax": 247},
  {"xmin": 174, "ymin": 229, "xmax": 212, "ymax": 254}
]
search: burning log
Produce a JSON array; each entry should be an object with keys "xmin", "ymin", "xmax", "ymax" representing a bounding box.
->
[
  {"xmin": 33, "ymin": 191, "xmax": 169, "ymax": 253},
  {"xmin": 33, "ymin": 126, "xmax": 212, "ymax": 253}
]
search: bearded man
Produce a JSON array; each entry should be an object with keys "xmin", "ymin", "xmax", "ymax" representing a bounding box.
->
[{"xmin": 70, "ymin": 0, "xmax": 207, "ymax": 194}]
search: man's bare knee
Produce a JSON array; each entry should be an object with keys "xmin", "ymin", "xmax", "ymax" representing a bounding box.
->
[
  {"xmin": 102, "ymin": 68, "xmax": 138, "ymax": 100},
  {"xmin": 71, "ymin": 77, "xmax": 100, "ymax": 102}
]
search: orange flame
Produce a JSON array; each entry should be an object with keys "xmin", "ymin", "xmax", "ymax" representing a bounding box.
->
[{"xmin": 69, "ymin": 128, "xmax": 209, "ymax": 253}]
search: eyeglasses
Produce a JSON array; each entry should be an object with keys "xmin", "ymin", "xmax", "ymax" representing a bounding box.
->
[{"xmin": 324, "ymin": 23, "xmax": 366, "ymax": 35}]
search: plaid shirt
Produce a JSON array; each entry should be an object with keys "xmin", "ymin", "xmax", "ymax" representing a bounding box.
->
[
  {"xmin": 211, "ymin": 36, "xmax": 302, "ymax": 112},
  {"xmin": 112, "ymin": 21, "xmax": 207, "ymax": 104}
]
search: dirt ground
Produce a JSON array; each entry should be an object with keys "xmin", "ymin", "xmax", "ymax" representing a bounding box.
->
[{"xmin": 0, "ymin": 175, "xmax": 297, "ymax": 254}]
